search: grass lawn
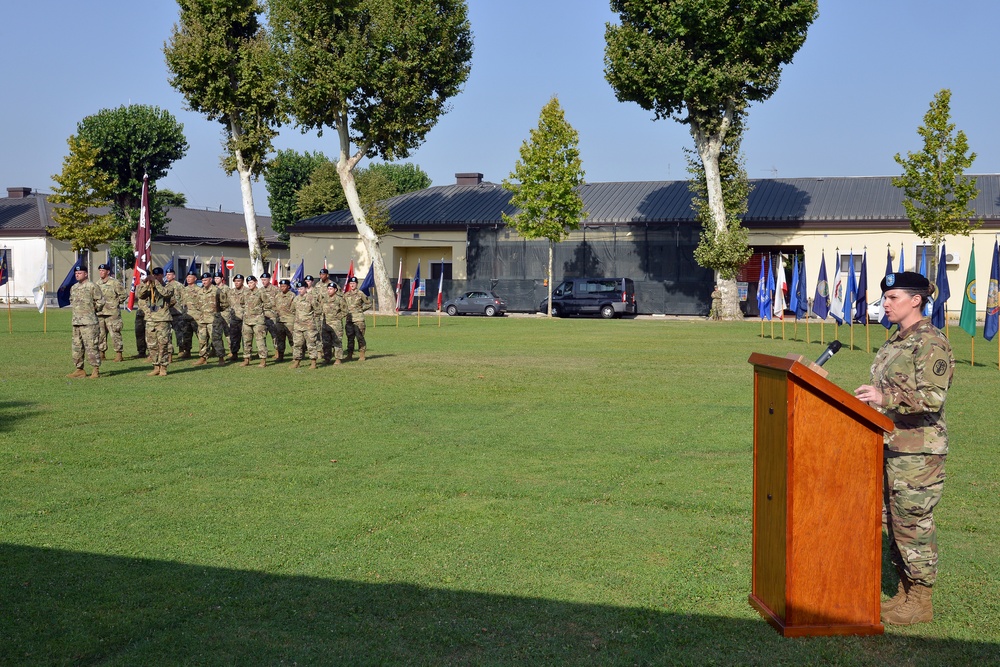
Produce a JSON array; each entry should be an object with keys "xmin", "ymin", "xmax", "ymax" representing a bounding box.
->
[{"xmin": 1, "ymin": 309, "xmax": 998, "ymax": 665}]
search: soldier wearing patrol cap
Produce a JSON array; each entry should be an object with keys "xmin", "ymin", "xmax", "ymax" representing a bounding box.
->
[
  {"xmin": 855, "ymin": 271, "xmax": 955, "ymax": 626},
  {"xmin": 95, "ymin": 262, "xmax": 126, "ymax": 362},
  {"xmin": 67, "ymin": 264, "xmax": 105, "ymax": 379},
  {"xmin": 136, "ymin": 267, "xmax": 177, "ymax": 376},
  {"xmin": 343, "ymin": 275, "xmax": 372, "ymax": 361}
]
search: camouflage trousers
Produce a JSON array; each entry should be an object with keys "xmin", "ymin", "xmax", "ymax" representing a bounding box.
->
[
  {"xmin": 229, "ymin": 315, "xmax": 243, "ymax": 356},
  {"xmin": 321, "ymin": 320, "xmax": 344, "ymax": 361},
  {"xmin": 345, "ymin": 317, "xmax": 366, "ymax": 354},
  {"xmin": 264, "ymin": 317, "xmax": 276, "ymax": 347},
  {"xmin": 883, "ymin": 450, "xmax": 946, "ymax": 586},
  {"xmin": 242, "ymin": 322, "xmax": 267, "ymax": 360},
  {"xmin": 146, "ymin": 320, "xmax": 173, "ymax": 367},
  {"xmin": 196, "ymin": 321, "xmax": 225, "ymax": 359},
  {"xmin": 97, "ymin": 315, "xmax": 123, "ymax": 353},
  {"xmin": 274, "ymin": 321, "xmax": 292, "ymax": 355},
  {"xmin": 213, "ymin": 313, "xmax": 229, "ymax": 355},
  {"xmin": 291, "ymin": 323, "xmax": 319, "ymax": 360},
  {"xmin": 175, "ymin": 315, "xmax": 196, "ymax": 354},
  {"xmin": 72, "ymin": 323, "xmax": 101, "ymax": 370}
]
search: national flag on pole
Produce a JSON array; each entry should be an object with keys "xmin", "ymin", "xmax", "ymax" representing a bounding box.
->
[
  {"xmin": 220, "ymin": 254, "xmax": 227, "ymax": 279},
  {"xmin": 56, "ymin": 259, "xmax": 78, "ymax": 308},
  {"xmin": 919, "ymin": 245, "xmax": 931, "ymax": 316},
  {"xmin": 0, "ymin": 249, "xmax": 8, "ymax": 287},
  {"xmin": 272, "ymin": 259, "xmax": 280, "ymax": 286},
  {"xmin": 324, "ymin": 256, "xmax": 328, "ymax": 271},
  {"xmin": 789, "ymin": 254, "xmax": 799, "ymax": 316},
  {"xmin": 395, "ymin": 259, "xmax": 403, "ymax": 311},
  {"xmin": 984, "ymin": 239, "xmax": 999, "ymax": 342},
  {"xmin": 191, "ymin": 252, "xmax": 200, "ymax": 276},
  {"xmin": 932, "ymin": 244, "xmax": 951, "ymax": 329},
  {"xmin": 899, "ymin": 245, "xmax": 905, "ymax": 274},
  {"xmin": 127, "ymin": 175, "xmax": 152, "ymax": 310},
  {"xmin": 291, "ymin": 258, "xmax": 304, "ymax": 285},
  {"xmin": 408, "ymin": 260, "xmax": 421, "ymax": 309},
  {"xmin": 32, "ymin": 254, "xmax": 47, "ymax": 312},
  {"xmin": 878, "ymin": 247, "xmax": 893, "ymax": 328},
  {"xmin": 773, "ymin": 253, "xmax": 787, "ymax": 319},
  {"xmin": 344, "ymin": 260, "xmax": 355, "ymax": 291},
  {"xmin": 844, "ymin": 251, "xmax": 858, "ymax": 325},
  {"xmin": 756, "ymin": 255, "xmax": 770, "ymax": 320},
  {"xmin": 813, "ymin": 252, "xmax": 830, "ymax": 320},
  {"xmin": 436, "ymin": 258, "xmax": 445, "ymax": 310},
  {"xmin": 855, "ymin": 250, "xmax": 868, "ymax": 324},
  {"xmin": 959, "ymin": 240, "xmax": 977, "ymax": 337},
  {"xmin": 795, "ymin": 255, "xmax": 808, "ymax": 319},
  {"xmin": 766, "ymin": 255, "xmax": 775, "ymax": 320},
  {"xmin": 163, "ymin": 252, "xmax": 175, "ymax": 274},
  {"xmin": 359, "ymin": 263, "xmax": 375, "ymax": 297},
  {"xmin": 830, "ymin": 252, "xmax": 845, "ymax": 324}
]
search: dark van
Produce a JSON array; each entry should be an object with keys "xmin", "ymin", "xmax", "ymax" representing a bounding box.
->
[{"xmin": 538, "ymin": 278, "xmax": 637, "ymax": 318}]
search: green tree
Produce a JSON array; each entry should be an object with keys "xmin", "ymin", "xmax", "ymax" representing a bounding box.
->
[
  {"xmin": 605, "ymin": 0, "xmax": 817, "ymax": 319},
  {"xmin": 689, "ymin": 115, "xmax": 752, "ymax": 281},
  {"xmin": 48, "ymin": 135, "xmax": 117, "ymax": 252},
  {"xmin": 76, "ymin": 105, "xmax": 188, "ymax": 240},
  {"xmin": 893, "ymin": 88, "xmax": 980, "ymax": 282},
  {"xmin": 295, "ymin": 163, "xmax": 397, "ymax": 237},
  {"xmin": 158, "ymin": 188, "xmax": 188, "ymax": 209},
  {"xmin": 264, "ymin": 149, "xmax": 329, "ymax": 239},
  {"xmin": 502, "ymin": 97, "xmax": 586, "ymax": 317},
  {"xmin": 165, "ymin": 0, "xmax": 285, "ymax": 277},
  {"xmin": 270, "ymin": 0, "xmax": 473, "ymax": 312},
  {"xmin": 366, "ymin": 162, "xmax": 432, "ymax": 194}
]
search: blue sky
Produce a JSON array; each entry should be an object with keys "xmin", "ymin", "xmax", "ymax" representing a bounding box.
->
[{"xmin": 3, "ymin": 0, "xmax": 999, "ymax": 215}]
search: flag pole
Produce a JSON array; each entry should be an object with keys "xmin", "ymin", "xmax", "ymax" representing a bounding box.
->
[{"xmin": 971, "ymin": 336, "xmax": 975, "ymax": 367}]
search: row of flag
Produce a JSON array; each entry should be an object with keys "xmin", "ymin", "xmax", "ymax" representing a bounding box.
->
[{"xmin": 756, "ymin": 240, "xmax": 1000, "ymax": 341}]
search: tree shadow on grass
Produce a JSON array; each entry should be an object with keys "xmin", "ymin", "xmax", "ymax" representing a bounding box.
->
[
  {"xmin": 2, "ymin": 544, "xmax": 996, "ymax": 666},
  {"xmin": 0, "ymin": 401, "xmax": 40, "ymax": 433}
]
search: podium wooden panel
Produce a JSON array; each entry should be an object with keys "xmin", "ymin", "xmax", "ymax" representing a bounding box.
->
[{"xmin": 748, "ymin": 353, "xmax": 894, "ymax": 637}]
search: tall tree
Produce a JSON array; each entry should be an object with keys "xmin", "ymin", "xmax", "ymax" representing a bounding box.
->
[
  {"xmin": 295, "ymin": 163, "xmax": 397, "ymax": 237},
  {"xmin": 48, "ymin": 135, "xmax": 117, "ymax": 252},
  {"xmin": 893, "ymin": 88, "xmax": 980, "ymax": 282},
  {"xmin": 689, "ymin": 115, "xmax": 752, "ymax": 282},
  {"xmin": 605, "ymin": 0, "xmax": 817, "ymax": 319},
  {"xmin": 270, "ymin": 0, "xmax": 473, "ymax": 312},
  {"xmin": 366, "ymin": 162, "xmax": 432, "ymax": 194},
  {"xmin": 165, "ymin": 0, "xmax": 285, "ymax": 276},
  {"xmin": 502, "ymin": 97, "xmax": 586, "ymax": 317},
  {"xmin": 76, "ymin": 104, "xmax": 188, "ymax": 242},
  {"xmin": 264, "ymin": 149, "xmax": 329, "ymax": 239}
]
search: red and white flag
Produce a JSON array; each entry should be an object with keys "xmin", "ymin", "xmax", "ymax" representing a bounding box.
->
[
  {"xmin": 344, "ymin": 259, "xmax": 355, "ymax": 291},
  {"xmin": 126, "ymin": 174, "xmax": 152, "ymax": 311},
  {"xmin": 395, "ymin": 259, "xmax": 403, "ymax": 311},
  {"xmin": 272, "ymin": 260, "xmax": 280, "ymax": 286},
  {"xmin": 436, "ymin": 257, "xmax": 445, "ymax": 310},
  {"xmin": 408, "ymin": 260, "xmax": 421, "ymax": 309}
]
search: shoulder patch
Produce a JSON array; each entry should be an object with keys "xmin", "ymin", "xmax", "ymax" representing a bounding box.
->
[{"xmin": 933, "ymin": 359, "xmax": 948, "ymax": 376}]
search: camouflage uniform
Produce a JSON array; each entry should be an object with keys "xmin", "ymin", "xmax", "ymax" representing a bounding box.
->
[
  {"xmin": 871, "ymin": 318, "xmax": 954, "ymax": 586},
  {"xmin": 213, "ymin": 280, "xmax": 231, "ymax": 357},
  {"xmin": 137, "ymin": 279, "xmax": 177, "ymax": 369},
  {"xmin": 70, "ymin": 278, "xmax": 105, "ymax": 372},
  {"xmin": 241, "ymin": 284, "xmax": 269, "ymax": 362},
  {"xmin": 260, "ymin": 279, "xmax": 278, "ymax": 346},
  {"xmin": 96, "ymin": 275, "xmax": 126, "ymax": 356},
  {"xmin": 344, "ymin": 287, "xmax": 373, "ymax": 357},
  {"xmin": 271, "ymin": 286, "xmax": 296, "ymax": 357},
  {"xmin": 228, "ymin": 284, "xmax": 246, "ymax": 356},
  {"xmin": 134, "ymin": 297, "xmax": 148, "ymax": 357},
  {"xmin": 177, "ymin": 277, "xmax": 199, "ymax": 355},
  {"xmin": 192, "ymin": 282, "xmax": 229, "ymax": 360},
  {"xmin": 709, "ymin": 288, "xmax": 722, "ymax": 320},
  {"xmin": 162, "ymin": 278, "xmax": 186, "ymax": 358},
  {"xmin": 291, "ymin": 292, "xmax": 320, "ymax": 361},
  {"xmin": 322, "ymin": 288, "xmax": 348, "ymax": 362}
]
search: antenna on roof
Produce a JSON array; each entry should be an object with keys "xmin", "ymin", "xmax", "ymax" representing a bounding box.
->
[{"xmin": 761, "ymin": 167, "xmax": 778, "ymax": 177}]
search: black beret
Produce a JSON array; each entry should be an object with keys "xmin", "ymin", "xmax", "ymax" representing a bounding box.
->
[
  {"xmin": 188, "ymin": 269, "xmax": 199, "ymax": 276},
  {"xmin": 234, "ymin": 274, "xmax": 245, "ymax": 280},
  {"xmin": 279, "ymin": 279, "xmax": 290, "ymax": 286},
  {"xmin": 327, "ymin": 281, "xmax": 338, "ymax": 289},
  {"xmin": 214, "ymin": 270, "xmax": 224, "ymax": 278},
  {"xmin": 165, "ymin": 267, "xmax": 176, "ymax": 273},
  {"xmin": 348, "ymin": 276, "xmax": 358, "ymax": 283},
  {"xmin": 98, "ymin": 263, "xmax": 111, "ymax": 271},
  {"xmin": 247, "ymin": 275, "xmax": 257, "ymax": 282},
  {"xmin": 73, "ymin": 264, "xmax": 87, "ymax": 272},
  {"xmin": 319, "ymin": 268, "xmax": 329, "ymax": 274},
  {"xmin": 294, "ymin": 280, "xmax": 304, "ymax": 288},
  {"xmin": 201, "ymin": 272, "xmax": 212, "ymax": 279},
  {"xmin": 151, "ymin": 267, "xmax": 164, "ymax": 275},
  {"xmin": 261, "ymin": 272, "xmax": 271, "ymax": 278},
  {"xmin": 881, "ymin": 271, "xmax": 930, "ymax": 293},
  {"xmin": 304, "ymin": 274, "xmax": 315, "ymax": 281}
]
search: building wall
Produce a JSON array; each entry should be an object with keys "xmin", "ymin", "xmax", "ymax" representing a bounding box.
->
[{"xmin": 289, "ymin": 230, "xmax": 466, "ymax": 280}]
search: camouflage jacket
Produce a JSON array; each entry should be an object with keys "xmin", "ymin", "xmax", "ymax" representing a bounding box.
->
[
  {"xmin": 136, "ymin": 281, "xmax": 177, "ymax": 323},
  {"xmin": 260, "ymin": 283, "xmax": 278, "ymax": 319},
  {"xmin": 241, "ymin": 287, "xmax": 269, "ymax": 325},
  {"xmin": 229, "ymin": 286, "xmax": 247, "ymax": 320},
  {"xmin": 191, "ymin": 284, "xmax": 228, "ymax": 324},
  {"xmin": 293, "ymin": 294, "xmax": 317, "ymax": 329},
  {"xmin": 871, "ymin": 318, "xmax": 954, "ymax": 455},
  {"xmin": 163, "ymin": 280, "xmax": 185, "ymax": 317},
  {"xmin": 70, "ymin": 280, "xmax": 105, "ymax": 326},
  {"xmin": 323, "ymin": 292, "xmax": 348, "ymax": 322},
  {"xmin": 96, "ymin": 276, "xmax": 126, "ymax": 317},
  {"xmin": 272, "ymin": 290, "xmax": 296, "ymax": 324},
  {"xmin": 344, "ymin": 289, "xmax": 372, "ymax": 322}
]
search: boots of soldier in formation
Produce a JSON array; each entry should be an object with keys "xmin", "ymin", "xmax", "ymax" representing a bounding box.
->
[
  {"xmin": 309, "ymin": 359, "xmax": 317, "ymax": 369},
  {"xmin": 159, "ymin": 365, "xmax": 168, "ymax": 376},
  {"xmin": 148, "ymin": 366, "xmax": 161, "ymax": 376},
  {"xmin": 193, "ymin": 357, "xmax": 208, "ymax": 366},
  {"xmin": 67, "ymin": 368, "xmax": 87, "ymax": 379},
  {"xmin": 101, "ymin": 351, "xmax": 106, "ymax": 360},
  {"xmin": 114, "ymin": 351, "xmax": 123, "ymax": 362},
  {"xmin": 358, "ymin": 350, "xmax": 366, "ymax": 361},
  {"xmin": 240, "ymin": 358, "xmax": 251, "ymax": 367},
  {"xmin": 217, "ymin": 357, "xmax": 226, "ymax": 366},
  {"xmin": 334, "ymin": 358, "xmax": 342, "ymax": 365},
  {"xmin": 291, "ymin": 359, "xmax": 300, "ymax": 369},
  {"xmin": 881, "ymin": 567, "xmax": 910, "ymax": 616},
  {"xmin": 88, "ymin": 368, "xmax": 100, "ymax": 379},
  {"xmin": 258, "ymin": 358, "xmax": 266, "ymax": 368}
]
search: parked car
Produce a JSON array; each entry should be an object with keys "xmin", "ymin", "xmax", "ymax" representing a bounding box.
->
[
  {"xmin": 538, "ymin": 278, "xmax": 637, "ymax": 318},
  {"xmin": 443, "ymin": 291, "xmax": 508, "ymax": 317}
]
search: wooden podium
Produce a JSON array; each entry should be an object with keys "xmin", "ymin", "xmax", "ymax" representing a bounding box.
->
[{"xmin": 748, "ymin": 353, "xmax": 894, "ymax": 637}]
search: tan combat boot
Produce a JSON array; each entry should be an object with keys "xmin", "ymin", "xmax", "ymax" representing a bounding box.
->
[
  {"xmin": 193, "ymin": 357, "xmax": 207, "ymax": 366},
  {"xmin": 291, "ymin": 359, "xmax": 300, "ymax": 369},
  {"xmin": 334, "ymin": 358, "xmax": 342, "ymax": 365},
  {"xmin": 101, "ymin": 351, "xmax": 107, "ymax": 360},
  {"xmin": 882, "ymin": 584, "xmax": 933, "ymax": 625},
  {"xmin": 67, "ymin": 368, "xmax": 87, "ymax": 379},
  {"xmin": 309, "ymin": 359, "xmax": 317, "ymax": 369},
  {"xmin": 159, "ymin": 365, "xmax": 168, "ymax": 376},
  {"xmin": 148, "ymin": 366, "xmax": 161, "ymax": 376},
  {"xmin": 881, "ymin": 568, "xmax": 910, "ymax": 615},
  {"xmin": 88, "ymin": 368, "xmax": 100, "ymax": 379},
  {"xmin": 240, "ymin": 358, "xmax": 250, "ymax": 367},
  {"xmin": 114, "ymin": 351, "xmax": 123, "ymax": 362},
  {"xmin": 358, "ymin": 350, "xmax": 366, "ymax": 361},
  {"xmin": 259, "ymin": 358, "xmax": 266, "ymax": 368}
]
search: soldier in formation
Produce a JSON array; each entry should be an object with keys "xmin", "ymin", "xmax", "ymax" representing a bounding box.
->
[
  {"xmin": 95, "ymin": 262, "xmax": 126, "ymax": 362},
  {"xmin": 322, "ymin": 281, "xmax": 348, "ymax": 364},
  {"xmin": 67, "ymin": 264, "xmax": 105, "ymax": 379},
  {"xmin": 136, "ymin": 267, "xmax": 177, "ymax": 376},
  {"xmin": 344, "ymin": 276, "xmax": 373, "ymax": 361},
  {"xmin": 291, "ymin": 281, "xmax": 320, "ymax": 369},
  {"xmin": 271, "ymin": 278, "xmax": 295, "ymax": 361},
  {"xmin": 192, "ymin": 272, "xmax": 229, "ymax": 366},
  {"xmin": 239, "ymin": 275, "xmax": 270, "ymax": 367},
  {"xmin": 228, "ymin": 273, "xmax": 246, "ymax": 359}
]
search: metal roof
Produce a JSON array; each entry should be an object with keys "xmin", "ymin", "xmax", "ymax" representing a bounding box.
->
[{"xmin": 291, "ymin": 174, "xmax": 1000, "ymax": 230}]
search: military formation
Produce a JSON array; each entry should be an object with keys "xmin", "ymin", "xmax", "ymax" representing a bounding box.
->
[{"xmin": 66, "ymin": 263, "xmax": 373, "ymax": 378}]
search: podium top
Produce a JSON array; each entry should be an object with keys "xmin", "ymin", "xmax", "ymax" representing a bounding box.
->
[{"xmin": 748, "ymin": 352, "xmax": 894, "ymax": 434}]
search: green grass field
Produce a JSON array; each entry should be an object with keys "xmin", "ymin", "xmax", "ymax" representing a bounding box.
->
[{"xmin": 1, "ymin": 309, "xmax": 998, "ymax": 665}]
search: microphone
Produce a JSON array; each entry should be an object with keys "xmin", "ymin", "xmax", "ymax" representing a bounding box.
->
[{"xmin": 814, "ymin": 340, "xmax": 843, "ymax": 367}]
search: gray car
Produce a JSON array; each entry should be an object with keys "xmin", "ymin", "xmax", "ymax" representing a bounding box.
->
[{"xmin": 443, "ymin": 291, "xmax": 507, "ymax": 317}]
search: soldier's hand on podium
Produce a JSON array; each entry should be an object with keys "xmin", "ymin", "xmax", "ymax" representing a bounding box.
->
[{"xmin": 854, "ymin": 384, "xmax": 884, "ymax": 407}]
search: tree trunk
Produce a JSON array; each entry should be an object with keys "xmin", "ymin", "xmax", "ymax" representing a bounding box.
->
[
  {"xmin": 547, "ymin": 239, "xmax": 554, "ymax": 317},
  {"xmin": 230, "ymin": 121, "xmax": 263, "ymax": 277},
  {"xmin": 692, "ymin": 111, "xmax": 741, "ymax": 320},
  {"xmin": 335, "ymin": 120, "xmax": 396, "ymax": 313}
]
